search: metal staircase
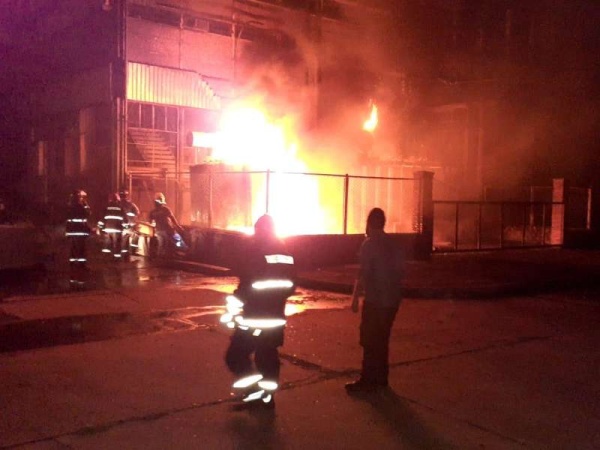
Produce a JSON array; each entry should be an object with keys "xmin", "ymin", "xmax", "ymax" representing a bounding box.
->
[{"xmin": 127, "ymin": 128, "xmax": 176, "ymax": 175}]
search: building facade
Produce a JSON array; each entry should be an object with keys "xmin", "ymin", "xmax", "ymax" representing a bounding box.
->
[{"xmin": 0, "ymin": 0, "xmax": 597, "ymax": 226}]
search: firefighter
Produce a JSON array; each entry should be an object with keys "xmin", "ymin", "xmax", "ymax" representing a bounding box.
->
[
  {"xmin": 97, "ymin": 192, "xmax": 127, "ymax": 260},
  {"xmin": 149, "ymin": 192, "xmax": 183, "ymax": 258},
  {"xmin": 65, "ymin": 189, "xmax": 92, "ymax": 269},
  {"xmin": 221, "ymin": 214, "xmax": 296, "ymax": 410},
  {"xmin": 119, "ymin": 187, "xmax": 140, "ymax": 259}
]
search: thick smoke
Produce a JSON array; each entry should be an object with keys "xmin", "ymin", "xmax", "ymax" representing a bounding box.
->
[{"xmin": 234, "ymin": 0, "xmax": 600, "ymax": 198}]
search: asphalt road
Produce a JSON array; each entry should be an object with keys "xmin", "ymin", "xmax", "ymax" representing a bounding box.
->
[{"xmin": 1, "ymin": 264, "xmax": 599, "ymax": 449}]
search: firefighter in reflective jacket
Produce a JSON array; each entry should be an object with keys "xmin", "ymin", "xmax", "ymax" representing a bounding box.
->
[
  {"xmin": 119, "ymin": 188, "xmax": 140, "ymax": 258},
  {"xmin": 97, "ymin": 192, "xmax": 127, "ymax": 260},
  {"xmin": 65, "ymin": 189, "xmax": 92, "ymax": 269},
  {"xmin": 221, "ymin": 214, "xmax": 296, "ymax": 409}
]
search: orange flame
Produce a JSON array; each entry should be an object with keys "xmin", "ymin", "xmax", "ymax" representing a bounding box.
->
[
  {"xmin": 363, "ymin": 103, "xmax": 378, "ymax": 132},
  {"xmin": 210, "ymin": 99, "xmax": 330, "ymax": 236}
]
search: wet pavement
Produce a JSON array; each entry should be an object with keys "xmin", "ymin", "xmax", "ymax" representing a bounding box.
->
[
  {"xmin": 0, "ymin": 249, "xmax": 349, "ymax": 353},
  {"xmin": 2, "ymin": 243, "xmax": 600, "ymax": 356},
  {"xmin": 1, "ymin": 245, "xmax": 600, "ymax": 449}
]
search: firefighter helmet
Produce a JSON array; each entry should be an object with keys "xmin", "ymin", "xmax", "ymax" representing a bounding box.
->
[
  {"xmin": 119, "ymin": 187, "xmax": 129, "ymax": 199},
  {"xmin": 254, "ymin": 214, "xmax": 276, "ymax": 237},
  {"xmin": 154, "ymin": 192, "xmax": 166, "ymax": 204},
  {"xmin": 73, "ymin": 189, "xmax": 87, "ymax": 198}
]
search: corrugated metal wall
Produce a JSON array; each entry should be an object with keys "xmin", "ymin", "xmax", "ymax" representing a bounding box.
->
[{"xmin": 127, "ymin": 62, "xmax": 221, "ymax": 109}]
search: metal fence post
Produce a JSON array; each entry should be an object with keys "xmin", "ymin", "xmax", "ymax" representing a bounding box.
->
[
  {"xmin": 208, "ymin": 172, "xmax": 213, "ymax": 229},
  {"xmin": 343, "ymin": 174, "xmax": 349, "ymax": 235},
  {"xmin": 477, "ymin": 202, "xmax": 482, "ymax": 250},
  {"xmin": 413, "ymin": 171, "xmax": 434, "ymax": 259},
  {"xmin": 522, "ymin": 204, "xmax": 527, "ymax": 246},
  {"xmin": 265, "ymin": 169, "xmax": 271, "ymax": 214},
  {"xmin": 551, "ymin": 178, "xmax": 566, "ymax": 245},
  {"xmin": 500, "ymin": 203, "xmax": 505, "ymax": 248},
  {"xmin": 454, "ymin": 202, "xmax": 459, "ymax": 251}
]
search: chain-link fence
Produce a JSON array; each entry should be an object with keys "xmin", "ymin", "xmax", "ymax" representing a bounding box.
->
[{"xmin": 188, "ymin": 167, "xmax": 416, "ymax": 235}]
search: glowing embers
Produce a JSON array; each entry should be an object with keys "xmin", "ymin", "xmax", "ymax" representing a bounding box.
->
[{"xmin": 251, "ymin": 279, "xmax": 294, "ymax": 290}]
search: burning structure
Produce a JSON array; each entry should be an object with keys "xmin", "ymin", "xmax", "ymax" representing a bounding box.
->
[{"xmin": 0, "ymin": 0, "xmax": 598, "ymax": 238}]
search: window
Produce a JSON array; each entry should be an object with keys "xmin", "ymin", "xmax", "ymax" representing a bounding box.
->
[
  {"xmin": 128, "ymin": 102, "xmax": 140, "ymax": 128},
  {"xmin": 141, "ymin": 103, "xmax": 153, "ymax": 129},
  {"xmin": 154, "ymin": 106, "xmax": 166, "ymax": 130},
  {"xmin": 128, "ymin": 102, "xmax": 178, "ymax": 132},
  {"xmin": 166, "ymin": 107, "xmax": 178, "ymax": 132}
]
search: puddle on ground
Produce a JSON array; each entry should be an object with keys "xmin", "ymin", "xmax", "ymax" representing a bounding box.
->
[
  {"xmin": 0, "ymin": 310, "xmax": 196, "ymax": 353},
  {"xmin": 0, "ymin": 258, "xmax": 351, "ymax": 353},
  {"xmin": 0, "ymin": 259, "xmax": 216, "ymax": 300}
]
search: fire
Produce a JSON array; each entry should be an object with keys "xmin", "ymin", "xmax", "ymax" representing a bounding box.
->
[
  {"xmin": 211, "ymin": 100, "xmax": 329, "ymax": 236},
  {"xmin": 363, "ymin": 103, "xmax": 378, "ymax": 132}
]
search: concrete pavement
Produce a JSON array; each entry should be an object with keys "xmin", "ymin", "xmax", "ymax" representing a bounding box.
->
[
  {"xmin": 1, "ymin": 248, "xmax": 600, "ymax": 449},
  {"xmin": 295, "ymin": 247, "xmax": 600, "ymax": 298}
]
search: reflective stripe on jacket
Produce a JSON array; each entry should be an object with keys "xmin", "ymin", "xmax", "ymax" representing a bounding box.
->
[{"xmin": 65, "ymin": 204, "xmax": 91, "ymax": 237}]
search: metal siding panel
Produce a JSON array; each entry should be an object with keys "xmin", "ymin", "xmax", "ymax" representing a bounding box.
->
[{"xmin": 127, "ymin": 62, "xmax": 220, "ymax": 109}]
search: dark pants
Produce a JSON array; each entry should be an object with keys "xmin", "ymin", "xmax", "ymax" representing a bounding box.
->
[
  {"xmin": 155, "ymin": 230, "xmax": 172, "ymax": 257},
  {"xmin": 359, "ymin": 301, "xmax": 399, "ymax": 385},
  {"xmin": 225, "ymin": 328, "xmax": 284, "ymax": 382},
  {"xmin": 104, "ymin": 232, "xmax": 123, "ymax": 259},
  {"xmin": 69, "ymin": 236, "xmax": 87, "ymax": 267}
]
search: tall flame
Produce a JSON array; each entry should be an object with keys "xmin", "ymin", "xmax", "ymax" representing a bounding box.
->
[
  {"xmin": 363, "ymin": 103, "xmax": 378, "ymax": 132},
  {"xmin": 210, "ymin": 100, "xmax": 329, "ymax": 236}
]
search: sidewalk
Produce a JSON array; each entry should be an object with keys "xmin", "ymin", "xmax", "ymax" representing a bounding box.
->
[
  {"xmin": 2, "ymin": 247, "xmax": 600, "ymax": 449},
  {"xmin": 3, "ymin": 248, "xmax": 599, "ymax": 324},
  {"xmin": 1, "ymin": 248, "xmax": 600, "ymax": 449},
  {"xmin": 295, "ymin": 247, "xmax": 600, "ymax": 298}
]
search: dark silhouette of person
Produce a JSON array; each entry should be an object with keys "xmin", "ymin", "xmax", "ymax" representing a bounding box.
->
[
  {"xmin": 346, "ymin": 207, "xmax": 404, "ymax": 393},
  {"xmin": 149, "ymin": 192, "xmax": 183, "ymax": 257},
  {"xmin": 98, "ymin": 192, "xmax": 127, "ymax": 260},
  {"xmin": 222, "ymin": 214, "xmax": 296, "ymax": 410},
  {"xmin": 119, "ymin": 187, "xmax": 140, "ymax": 259},
  {"xmin": 65, "ymin": 189, "xmax": 92, "ymax": 270}
]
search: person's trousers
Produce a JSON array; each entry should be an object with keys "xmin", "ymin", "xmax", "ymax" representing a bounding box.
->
[
  {"xmin": 359, "ymin": 302, "xmax": 399, "ymax": 385},
  {"xmin": 69, "ymin": 236, "xmax": 87, "ymax": 266},
  {"xmin": 225, "ymin": 328, "xmax": 283, "ymax": 383},
  {"xmin": 103, "ymin": 232, "xmax": 123, "ymax": 259},
  {"xmin": 155, "ymin": 231, "xmax": 170, "ymax": 257}
]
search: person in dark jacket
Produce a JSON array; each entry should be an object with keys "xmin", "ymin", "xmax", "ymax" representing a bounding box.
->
[
  {"xmin": 149, "ymin": 192, "xmax": 183, "ymax": 257},
  {"xmin": 65, "ymin": 189, "xmax": 92, "ymax": 269},
  {"xmin": 98, "ymin": 192, "xmax": 127, "ymax": 260},
  {"xmin": 346, "ymin": 207, "xmax": 404, "ymax": 393},
  {"xmin": 222, "ymin": 214, "xmax": 296, "ymax": 410},
  {"xmin": 119, "ymin": 188, "xmax": 140, "ymax": 259}
]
